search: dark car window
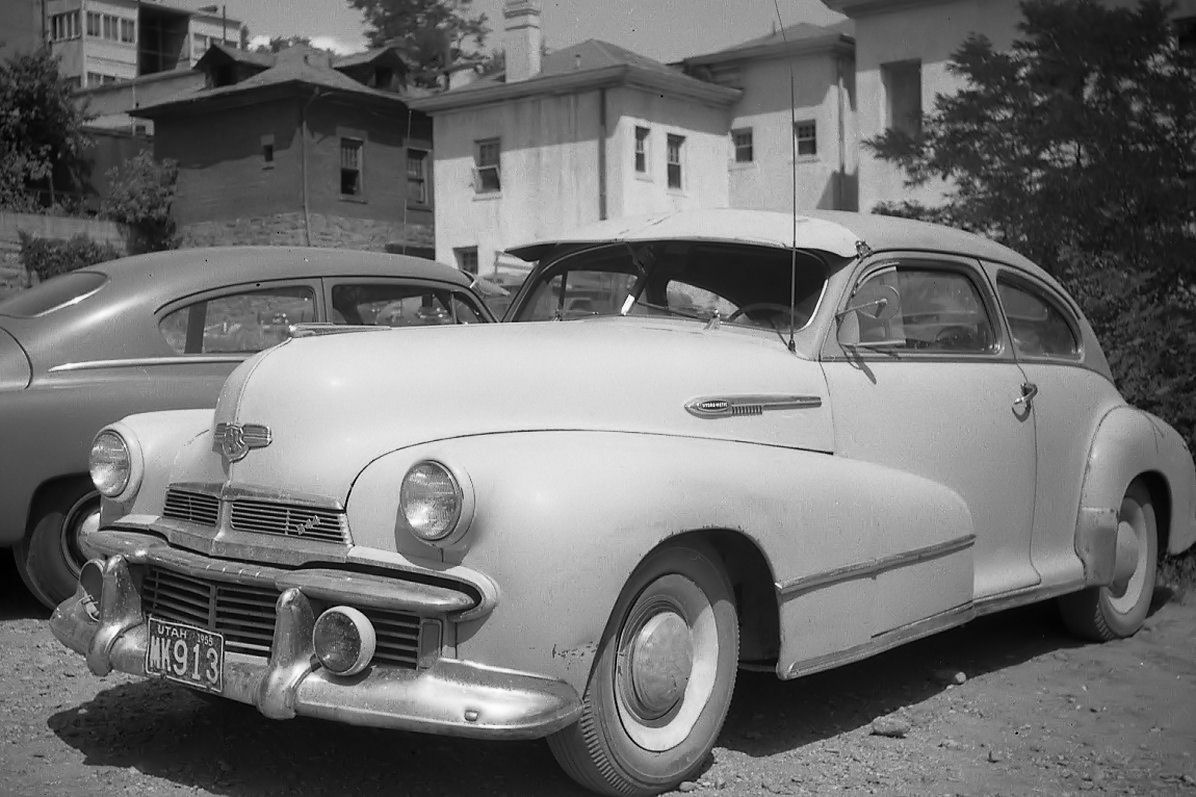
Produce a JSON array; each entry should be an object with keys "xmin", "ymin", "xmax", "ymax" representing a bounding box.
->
[
  {"xmin": 330, "ymin": 284, "xmax": 486, "ymax": 326},
  {"xmin": 997, "ymin": 279, "xmax": 1080, "ymax": 359},
  {"xmin": 849, "ymin": 267, "xmax": 997, "ymax": 354},
  {"xmin": 0, "ymin": 271, "xmax": 107, "ymax": 318},
  {"xmin": 159, "ymin": 286, "xmax": 316, "ymax": 354}
]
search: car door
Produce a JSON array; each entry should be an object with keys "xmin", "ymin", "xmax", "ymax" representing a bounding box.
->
[
  {"xmin": 820, "ymin": 255, "xmax": 1040, "ymax": 633},
  {"xmin": 988, "ymin": 267, "xmax": 1125, "ymax": 587}
]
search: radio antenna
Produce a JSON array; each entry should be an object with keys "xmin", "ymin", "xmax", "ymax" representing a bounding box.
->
[{"xmin": 772, "ymin": 0, "xmax": 799, "ymax": 353}]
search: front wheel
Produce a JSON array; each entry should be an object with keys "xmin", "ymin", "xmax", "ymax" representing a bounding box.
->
[
  {"xmin": 1059, "ymin": 478, "xmax": 1158, "ymax": 641},
  {"xmin": 548, "ymin": 542, "xmax": 739, "ymax": 796},
  {"xmin": 14, "ymin": 481, "xmax": 101, "ymax": 609}
]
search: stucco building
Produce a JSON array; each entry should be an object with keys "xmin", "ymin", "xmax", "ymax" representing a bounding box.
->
[
  {"xmin": 680, "ymin": 21, "xmax": 857, "ymax": 213},
  {"xmin": 822, "ymin": 0, "xmax": 1196, "ymax": 212},
  {"xmin": 133, "ymin": 44, "xmax": 434, "ymax": 254}
]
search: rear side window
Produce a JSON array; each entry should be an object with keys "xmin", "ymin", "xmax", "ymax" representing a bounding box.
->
[
  {"xmin": 997, "ymin": 279, "xmax": 1080, "ymax": 359},
  {"xmin": 159, "ymin": 286, "xmax": 316, "ymax": 354},
  {"xmin": 0, "ymin": 272, "xmax": 107, "ymax": 318},
  {"xmin": 330, "ymin": 283, "xmax": 486, "ymax": 326}
]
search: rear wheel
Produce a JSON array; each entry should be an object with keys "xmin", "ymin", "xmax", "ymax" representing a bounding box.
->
[
  {"xmin": 1059, "ymin": 478, "xmax": 1158, "ymax": 641},
  {"xmin": 548, "ymin": 542, "xmax": 738, "ymax": 796},
  {"xmin": 14, "ymin": 481, "xmax": 100, "ymax": 609}
]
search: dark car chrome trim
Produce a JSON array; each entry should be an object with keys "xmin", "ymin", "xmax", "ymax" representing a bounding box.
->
[
  {"xmin": 775, "ymin": 534, "xmax": 976, "ymax": 597},
  {"xmin": 49, "ymin": 355, "xmax": 247, "ymax": 373},
  {"xmin": 685, "ymin": 394, "xmax": 822, "ymax": 418}
]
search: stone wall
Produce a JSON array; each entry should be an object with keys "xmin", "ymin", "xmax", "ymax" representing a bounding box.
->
[
  {"xmin": 0, "ymin": 212, "xmax": 129, "ymax": 293},
  {"xmin": 178, "ymin": 212, "xmax": 436, "ymax": 254}
]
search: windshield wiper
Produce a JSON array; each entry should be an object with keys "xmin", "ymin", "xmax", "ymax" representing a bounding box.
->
[{"xmin": 631, "ymin": 300, "xmax": 708, "ymax": 322}]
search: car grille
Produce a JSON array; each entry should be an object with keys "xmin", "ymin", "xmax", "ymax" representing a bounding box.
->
[
  {"xmin": 141, "ymin": 566, "xmax": 421, "ymax": 667},
  {"xmin": 160, "ymin": 487, "xmax": 350, "ymax": 545},
  {"xmin": 162, "ymin": 489, "xmax": 220, "ymax": 527},
  {"xmin": 228, "ymin": 500, "xmax": 348, "ymax": 544}
]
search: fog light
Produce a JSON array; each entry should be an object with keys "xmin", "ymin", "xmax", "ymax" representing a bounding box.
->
[
  {"xmin": 312, "ymin": 606, "xmax": 376, "ymax": 676},
  {"xmin": 78, "ymin": 559, "xmax": 104, "ymax": 621}
]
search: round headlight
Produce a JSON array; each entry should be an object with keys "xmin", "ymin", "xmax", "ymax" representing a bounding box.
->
[
  {"xmin": 89, "ymin": 431, "xmax": 131, "ymax": 498},
  {"xmin": 400, "ymin": 461, "xmax": 463, "ymax": 541},
  {"xmin": 312, "ymin": 606, "xmax": 376, "ymax": 676}
]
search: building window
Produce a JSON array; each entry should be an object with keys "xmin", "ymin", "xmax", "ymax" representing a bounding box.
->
[
  {"xmin": 340, "ymin": 138, "xmax": 363, "ymax": 196},
  {"xmin": 794, "ymin": 121, "xmax": 817, "ymax": 157},
  {"xmin": 86, "ymin": 12, "xmax": 101, "ymax": 37},
  {"xmin": 260, "ymin": 134, "xmax": 275, "ymax": 168},
  {"xmin": 732, "ymin": 128, "xmax": 753, "ymax": 163},
  {"xmin": 193, "ymin": 33, "xmax": 209, "ymax": 57},
  {"xmin": 882, "ymin": 60, "xmax": 923, "ymax": 138},
  {"xmin": 666, "ymin": 134, "xmax": 684, "ymax": 190},
  {"xmin": 634, "ymin": 126, "xmax": 649, "ymax": 173},
  {"xmin": 407, "ymin": 148, "xmax": 429, "ymax": 204},
  {"xmin": 1178, "ymin": 17, "xmax": 1196, "ymax": 55},
  {"xmin": 50, "ymin": 11, "xmax": 81, "ymax": 41},
  {"xmin": 474, "ymin": 138, "xmax": 501, "ymax": 193},
  {"xmin": 455, "ymin": 247, "xmax": 479, "ymax": 276},
  {"xmin": 120, "ymin": 19, "xmax": 136, "ymax": 43}
]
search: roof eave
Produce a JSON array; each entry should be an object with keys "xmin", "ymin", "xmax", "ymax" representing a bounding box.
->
[
  {"xmin": 684, "ymin": 34, "xmax": 854, "ymax": 68},
  {"xmin": 132, "ymin": 80, "xmax": 408, "ymax": 118},
  {"xmin": 822, "ymin": 0, "xmax": 944, "ymax": 17},
  {"xmin": 410, "ymin": 65, "xmax": 740, "ymax": 113}
]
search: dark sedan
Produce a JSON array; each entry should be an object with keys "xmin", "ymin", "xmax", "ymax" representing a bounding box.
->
[{"xmin": 0, "ymin": 246, "xmax": 492, "ymax": 607}]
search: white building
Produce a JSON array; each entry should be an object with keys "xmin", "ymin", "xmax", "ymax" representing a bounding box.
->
[{"xmin": 410, "ymin": 1, "xmax": 741, "ymax": 277}]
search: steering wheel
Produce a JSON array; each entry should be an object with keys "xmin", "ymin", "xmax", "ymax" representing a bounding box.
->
[
  {"xmin": 933, "ymin": 325, "xmax": 978, "ymax": 350},
  {"xmin": 728, "ymin": 303, "xmax": 794, "ymax": 323}
]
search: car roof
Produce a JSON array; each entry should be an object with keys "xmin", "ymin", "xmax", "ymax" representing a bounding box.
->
[
  {"xmin": 507, "ymin": 208, "xmax": 1047, "ymax": 278},
  {"xmin": 83, "ymin": 246, "xmax": 472, "ymax": 305}
]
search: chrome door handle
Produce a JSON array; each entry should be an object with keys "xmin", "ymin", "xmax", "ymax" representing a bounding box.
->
[{"xmin": 1013, "ymin": 382, "xmax": 1038, "ymax": 410}]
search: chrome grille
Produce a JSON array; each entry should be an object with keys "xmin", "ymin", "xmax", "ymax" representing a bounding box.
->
[
  {"xmin": 141, "ymin": 566, "xmax": 420, "ymax": 667},
  {"xmin": 162, "ymin": 489, "xmax": 220, "ymax": 527},
  {"xmin": 228, "ymin": 500, "xmax": 348, "ymax": 544}
]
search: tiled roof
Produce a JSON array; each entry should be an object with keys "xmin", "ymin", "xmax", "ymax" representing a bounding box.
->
[
  {"xmin": 716, "ymin": 20, "xmax": 854, "ymax": 54},
  {"xmin": 539, "ymin": 40, "xmax": 683, "ymax": 78}
]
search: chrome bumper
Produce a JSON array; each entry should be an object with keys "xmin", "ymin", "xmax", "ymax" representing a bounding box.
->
[{"xmin": 49, "ymin": 553, "xmax": 581, "ymax": 740}]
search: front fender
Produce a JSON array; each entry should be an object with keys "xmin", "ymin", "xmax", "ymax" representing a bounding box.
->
[
  {"xmin": 347, "ymin": 430, "xmax": 974, "ymax": 696},
  {"xmin": 1078, "ymin": 407, "xmax": 1196, "ymax": 572}
]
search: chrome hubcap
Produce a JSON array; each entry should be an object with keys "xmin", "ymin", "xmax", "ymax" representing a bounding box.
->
[{"xmin": 629, "ymin": 611, "xmax": 693, "ymax": 718}]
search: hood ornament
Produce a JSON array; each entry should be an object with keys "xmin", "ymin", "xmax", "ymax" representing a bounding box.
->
[{"xmin": 213, "ymin": 423, "xmax": 272, "ymax": 463}]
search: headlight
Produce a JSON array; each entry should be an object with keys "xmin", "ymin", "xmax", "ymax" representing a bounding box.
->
[
  {"xmin": 90, "ymin": 431, "xmax": 131, "ymax": 498},
  {"xmin": 399, "ymin": 460, "xmax": 468, "ymax": 542}
]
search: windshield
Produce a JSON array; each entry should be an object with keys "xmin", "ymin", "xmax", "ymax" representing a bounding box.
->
[
  {"xmin": 510, "ymin": 241, "xmax": 829, "ymax": 334},
  {"xmin": 0, "ymin": 271, "xmax": 107, "ymax": 318}
]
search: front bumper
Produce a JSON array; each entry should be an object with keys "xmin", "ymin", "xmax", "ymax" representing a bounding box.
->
[{"xmin": 50, "ymin": 550, "xmax": 581, "ymax": 740}]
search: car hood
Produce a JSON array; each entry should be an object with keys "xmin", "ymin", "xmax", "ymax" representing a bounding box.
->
[{"xmin": 205, "ymin": 319, "xmax": 834, "ymax": 500}]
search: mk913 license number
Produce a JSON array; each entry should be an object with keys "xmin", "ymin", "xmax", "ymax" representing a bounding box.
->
[{"xmin": 145, "ymin": 616, "xmax": 224, "ymax": 693}]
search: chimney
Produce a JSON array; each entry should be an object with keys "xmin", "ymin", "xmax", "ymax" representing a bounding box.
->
[{"xmin": 503, "ymin": 0, "xmax": 542, "ymax": 83}]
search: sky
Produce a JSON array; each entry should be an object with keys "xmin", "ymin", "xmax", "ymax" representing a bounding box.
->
[{"xmin": 193, "ymin": 0, "xmax": 845, "ymax": 62}]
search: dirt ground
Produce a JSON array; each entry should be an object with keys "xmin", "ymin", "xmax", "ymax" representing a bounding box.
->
[{"xmin": 1, "ymin": 555, "xmax": 1193, "ymax": 797}]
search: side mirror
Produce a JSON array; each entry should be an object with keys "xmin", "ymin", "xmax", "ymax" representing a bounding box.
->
[{"xmin": 836, "ymin": 283, "xmax": 901, "ymax": 347}]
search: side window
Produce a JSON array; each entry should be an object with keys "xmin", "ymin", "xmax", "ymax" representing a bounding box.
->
[
  {"xmin": 997, "ymin": 279, "xmax": 1080, "ymax": 359},
  {"xmin": 329, "ymin": 283, "xmax": 485, "ymax": 327},
  {"xmin": 159, "ymin": 286, "xmax": 316, "ymax": 354},
  {"xmin": 846, "ymin": 266, "xmax": 997, "ymax": 354}
]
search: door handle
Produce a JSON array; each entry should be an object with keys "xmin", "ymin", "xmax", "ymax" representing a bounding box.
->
[{"xmin": 1013, "ymin": 382, "xmax": 1038, "ymax": 410}]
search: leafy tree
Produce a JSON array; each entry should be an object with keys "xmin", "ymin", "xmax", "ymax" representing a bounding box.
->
[
  {"xmin": 99, "ymin": 151, "xmax": 178, "ymax": 253},
  {"xmin": 0, "ymin": 49, "xmax": 92, "ymax": 212},
  {"xmin": 866, "ymin": 0, "xmax": 1196, "ymax": 450},
  {"xmin": 19, "ymin": 231, "xmax": 121, "ymax": 281},
  {"xmin": 348, "ymin": 0, "xmax": 489, "ymax": 88},
  {"xmin": 253, "ymin": 35, "xmax": 333, "ymax": 55}
]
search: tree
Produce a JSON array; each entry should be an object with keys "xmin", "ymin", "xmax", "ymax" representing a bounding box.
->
[
  {"xmin": 0, "ymin": 48, "xmax": 92, "ymax": 212},
  {"xmin": 99, "ymin": 150, "xmax": 178, "ymax": 253},
  {"xmin": 866, "ymin": 0, "xmax": 1196, "ymax": 450},
  {"xmin": 348, "ymin": 0, "xmax": 489, "ymax": 88}
]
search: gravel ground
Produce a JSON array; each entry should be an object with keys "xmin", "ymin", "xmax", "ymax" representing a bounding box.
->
[{"xmin": 1, "ymin": 555, "xmax": 1194, "ymax": 797}]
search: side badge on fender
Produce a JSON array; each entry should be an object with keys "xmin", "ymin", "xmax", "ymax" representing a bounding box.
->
[
  {"xmin": 213, "ymin": 423, "xmax": 272, "ymax": 463},
  {"xmin": 684, "ymin": 395, "xmax": 822, "ymax": 418}
]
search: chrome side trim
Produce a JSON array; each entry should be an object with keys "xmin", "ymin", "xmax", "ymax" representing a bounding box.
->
[
  {"xmin": 49, "ymin": 355, "xmax": 246, "ymax": 373},
  {"xmin": 775, "ymin": 534, "xmax": 975, "ymax": 598},
  {"xmin": 685, "ymin": 394, "xmax": 823, "ymax": 418},
  {"xmin": 783, "ymin": 601, "xmax": 975, "ymax": 679}
]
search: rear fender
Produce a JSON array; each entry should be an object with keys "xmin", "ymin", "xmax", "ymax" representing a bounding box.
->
[
  {"xmin": 1077, "ymin": 407, "xmax": 1196, "ymax": 583},
  {"xmin": 348, "ymin": 430, "xmax": 974, "ymax": 695}
]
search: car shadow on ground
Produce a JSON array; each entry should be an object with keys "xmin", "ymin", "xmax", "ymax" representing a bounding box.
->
[
  {"xmin": 0, "ymin": 555, "xmax": 49, "ymax": 621},
  {"xmin": 44, "ymin": 587, "xmax": 1177, "ymax": 795}
]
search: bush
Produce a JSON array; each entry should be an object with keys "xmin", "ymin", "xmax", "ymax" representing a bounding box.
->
[
  {"xmin": 99, "ymin": 151, "xmax": 178, "ymax": 253},
  {"xmin": 19, "ymin": 231, "xmax": 122, "ymax": 281}
]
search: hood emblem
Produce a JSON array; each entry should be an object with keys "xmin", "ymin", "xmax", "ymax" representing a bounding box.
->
[
  {"xmin": 213, "ymin": 423, "xmax": 272, "ymax": 462},
  {"xmin": 685, "ymin": 395, "xmax": 822, "ymax": 418}
]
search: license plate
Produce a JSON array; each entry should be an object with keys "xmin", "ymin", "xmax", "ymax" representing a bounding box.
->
[{"xmin": 144, "ymin": 616, "xmax": 224, "ymax": 693}]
